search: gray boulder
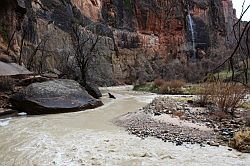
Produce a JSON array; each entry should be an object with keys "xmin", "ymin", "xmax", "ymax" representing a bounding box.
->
[
  {"xmin": 0, "ymin": 61, "xmax": 32, "ymax": 76},
  {"xmin": 10, "ymin": 79, "xmax": 103, "ymax": 115},
  {"xmin": 85, "ymin": 83, "xmax": 102, "ymax": 99}
]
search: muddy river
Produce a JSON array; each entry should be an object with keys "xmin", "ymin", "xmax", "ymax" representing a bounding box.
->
[{"xmin": 0, "ymin": 86, "xmax": 249, "ymax": 165}]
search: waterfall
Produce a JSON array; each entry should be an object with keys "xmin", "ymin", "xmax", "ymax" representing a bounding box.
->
[{"xmin": 187, "ymin": 13, "xmax": 196, "ymax": 59}]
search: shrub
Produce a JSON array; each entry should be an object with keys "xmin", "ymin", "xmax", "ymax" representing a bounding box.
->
[
  {"xmin": 159, "ymin": 80, "xmax": 185, "ymax": 94},
  {"xmin": 197, "ymin": 81, "xmax": 247, "ymax": 115},
  {"xmin": 229, "ymin": 128, "xmax": 250, "ymax": 153},
  {"xmin": 197, "ymin": 83, "xmax": 214, "ymax": 106},
  {"xmin": 133, "ymin": 83, "xmax": 159, "ymax": 93},
  {"xmin": 0, "ymin": 76, "xmax": 14, "ymax": 92},
  {"xmin": 154, "ymin": 78, "xmax": 165, "ymax": 87},
  {"xmin": 211, "ymin": 82, "xmax": 247, "ymax": 115},
  {"xmin": 211, "ymin": 110, "xmax": 231, "ymax": 121}
]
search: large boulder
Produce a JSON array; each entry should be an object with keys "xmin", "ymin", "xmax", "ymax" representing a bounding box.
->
[
  {"xmin": 10, "ymin": 79, "xmax": 103, "ymax": 115},
  {"xmin": 85, "ymin": 83, "xmax": 102, "ymax": 99},
  {"xmin": 0, "ymin": 61, "xmax": 32, "ymax": 77}
]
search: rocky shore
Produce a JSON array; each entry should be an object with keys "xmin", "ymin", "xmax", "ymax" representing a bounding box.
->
[{"xmin": 114, "ymin": 97, "xmax": 248, "ymax": 147}]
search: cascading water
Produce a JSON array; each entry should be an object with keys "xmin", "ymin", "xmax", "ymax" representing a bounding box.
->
[{"xmin": 187, "ymin": 13, "xmax": 196, "ymax": 59}]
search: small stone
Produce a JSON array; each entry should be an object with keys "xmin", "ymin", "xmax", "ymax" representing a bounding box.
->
[
  {"xmin": 200, "ymin": 144, "xmax": 205, "ymax": 147},
  {"xmin": 234, "ymin": 114, "xmax": 241, "ymax": 118},
  {"xmin": 222, "ymin": 131, "xmax": 229, "ymax": 135},
  {"xmin": 214, "ymin": 127, "xmax": 219, "ymax": 132},
  {"xmin": 208, "ymin": 141, "xmax": 219, "ymax": 147},
  {"xmin": 176, "ymin": 141, "xmax": 183, "ymax": 146}
]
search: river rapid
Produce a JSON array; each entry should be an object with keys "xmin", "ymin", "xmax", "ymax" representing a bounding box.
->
[{"xmin": 0, "ymin": 86, "xmax": 249, "ymax": 166}]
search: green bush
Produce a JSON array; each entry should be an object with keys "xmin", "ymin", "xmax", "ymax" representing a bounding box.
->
[
  {"xmin": 133, "ymin": 83, "xmax": 159, "ymax": 93},
  {"xmin": 134, "ymin": 79, "xmax": 188, "ymax": 95}
]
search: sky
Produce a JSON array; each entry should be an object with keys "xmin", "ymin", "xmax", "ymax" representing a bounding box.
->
[{"xmin": 232, "ymin": 0, "xmax": 250, "ymax": 21}]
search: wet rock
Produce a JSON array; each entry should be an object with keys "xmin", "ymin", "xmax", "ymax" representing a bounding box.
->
[
  {"xmin": 187, "ymin": 100, "xmax": 194, "ymax": 104},
  {"xmin": 108, "ymin": 93, "xmax": 116, "ymax": 99},
  {"xmin": 0, "ymin": 108, "xmax": 17, "ymax": 118},
  {"xmin": 176, "ymin": 141, "xmax": 183, "ymax": 146},
  {"xmin": 10, "ymin": 79, "xmax": 103, "ymax": 115},
  {"xmin": 154, "ymin": 112, "xmax": 161, "ymax": 116}
]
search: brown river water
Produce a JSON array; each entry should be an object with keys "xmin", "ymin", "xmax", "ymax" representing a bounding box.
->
[{"xmin": 0, "ymin": 86, "xmax": 249, "ymax": 166}]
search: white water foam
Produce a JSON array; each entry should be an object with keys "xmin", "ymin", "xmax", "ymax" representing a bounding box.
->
[{"xmin": 0, "ymin": 117, "xmax": 12, "ymax": 127}]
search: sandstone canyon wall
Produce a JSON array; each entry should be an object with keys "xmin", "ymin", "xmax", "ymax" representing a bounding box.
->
[{"xmin": 0, "ymin": 0, "xmax": 237, "ymax": 85}]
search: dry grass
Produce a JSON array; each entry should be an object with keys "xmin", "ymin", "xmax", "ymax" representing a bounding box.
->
[
  {"xmin": 229, "ymin": 128, "xmax": 250, "ymax": 153},
  {"xmin": 158, "ymin": 80, "xmax": 185, "ymax": 94},
  {"xmin": 154, "ymin": 78, "xmax": 165, "ymax": 87}
]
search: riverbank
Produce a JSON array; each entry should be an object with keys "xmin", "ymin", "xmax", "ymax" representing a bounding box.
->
[{"xmin": 114, "ymin": 96, "xmax": 249, "ymax": 150}]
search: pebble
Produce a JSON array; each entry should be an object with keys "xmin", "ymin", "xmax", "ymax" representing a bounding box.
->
[{"xmin": 208, "ymin": 141, "xmax": 220, "ymax": 147}]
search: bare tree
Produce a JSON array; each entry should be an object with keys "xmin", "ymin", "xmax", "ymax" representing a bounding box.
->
[
  {"xmin": 212, "ymin": 1, "xmax": 250, "ymax": 85},
  {"xmin": 18, "ymin": 28, "xmax": 26, "ymax": 65},
  {"xmin": 26, "ymin": 36, "xmax": 49, "ymax": 71},
  {"xmin": 71, "ymin": 24, "xmax": 100, "ymax": 86},
  {"xmin": 7, "ymin": 30, "xmax": 16, "ymax": 54}
]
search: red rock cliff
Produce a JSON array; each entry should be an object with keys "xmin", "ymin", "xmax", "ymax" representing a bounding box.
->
[
  {"xmin": 75, "ymin": 0, "xmax": 235, "ymax": 59},
  {"xmin": 0, "ymin": 0, "xmax": 238, "ymax": 85}
]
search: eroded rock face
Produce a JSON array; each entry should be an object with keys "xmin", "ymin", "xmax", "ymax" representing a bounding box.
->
[
  {"xmin": 10, "ymin": 79, "xmax": 103, "ymax": 114},
  {"xmin": 0, "ymin": 0, "xmax": 237, "ymax": 85}
]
